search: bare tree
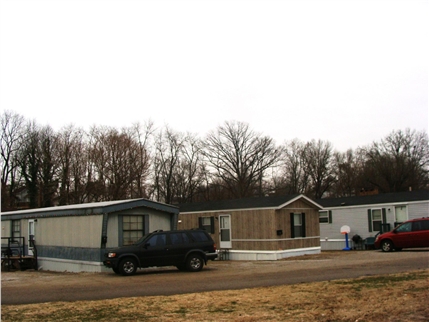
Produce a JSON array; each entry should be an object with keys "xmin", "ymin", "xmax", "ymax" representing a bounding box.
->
[
  {"xmin": 68, "ymin": 128, "xmax": 91, "ymax": 204},
  {"xmin": 203, "ymin": 121, "xmax": 281, "ymax": 199},
  {"xmin": 56, "ymin": 125, "xmax": 87, "ymax": 205},
  {"xmin": 331, "ymin": 149, "xmax": 360, "ymax": 197},
  {"xmin": 175, "ymin": 133, "xmax": 207, "ymax": 203},
  {"xmin": 364, "ymin": 129, "xmax": 429, "ymax": 192},
  {"xmin": 87, "ymin": 125, "xmax": 153, "ymax": 201},
  {"xmin": 1, "ymin": 110, "xmax": 25, "ymax": 210},
  {"xmin": 127, "ymin": 122, "xmax": 153, "ymax": 199},
  {"xmin": 302, "ymin": 139, "xmax": 336, "ymax": 199},
  {"xmin": 89, "ymin": 126, "xmax": 128, "ymax": 200},
  {"xmin": 38, "ymin": 125, "xmax": 60, "ymax": 207},
  {"xmin": 151, "ymin": 126, "xmax": 185, "ymax": 204},
  {"xmin": 17, "ymin": 121, "xmax": 41, "ymax": 208},
  {"xmin": 278, "ymin": 139, "xmax": 309, "ymax": 195}
]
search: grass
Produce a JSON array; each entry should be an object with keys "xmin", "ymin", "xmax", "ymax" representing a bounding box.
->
[
  {"xmin": 333, "ymin": 271, "xmax": 429, "ymax": 291},
  {"xmin": 1, "ymin": 269, "xmax": 428, "ymax": 321}
]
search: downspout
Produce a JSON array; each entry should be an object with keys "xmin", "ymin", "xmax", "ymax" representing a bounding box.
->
[{"xmin": 100, "ymin": 213, "xmax": 109, "ymax": 261}]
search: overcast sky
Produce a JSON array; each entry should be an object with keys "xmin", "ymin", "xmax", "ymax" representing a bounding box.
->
[{"xmin": 0, "ymin": 0, "xmax": 427, "ymax": 152}]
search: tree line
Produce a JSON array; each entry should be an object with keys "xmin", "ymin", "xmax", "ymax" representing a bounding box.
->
[{"xmin": 1, "ymin": 110, "xmax": 428, "ymax": 211}]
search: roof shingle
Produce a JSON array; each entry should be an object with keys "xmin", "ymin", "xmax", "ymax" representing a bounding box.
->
[{"xmin": 317, "ymin": 190, "xmax": 429, "ymax": 208}]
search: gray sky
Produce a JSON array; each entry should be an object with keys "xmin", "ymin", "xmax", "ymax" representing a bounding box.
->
[{"xmin": 1, "ymin": 0, "xmax": 427, "ymax": 152}]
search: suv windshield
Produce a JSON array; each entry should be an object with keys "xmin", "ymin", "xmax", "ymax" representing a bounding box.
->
[
  {"xmin": 132, "ymin": 233, "xmax": 151, "ymax": 245},
  {"xmin": 396, "ymin": 222, "xmax": 412, "ymax": 233}
]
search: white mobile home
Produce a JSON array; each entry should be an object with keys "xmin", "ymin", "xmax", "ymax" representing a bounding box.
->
[
  {"xmin": 1, "ymin": 199, "xmax": 179, "ymax": 272},
  {"xmin": 317, "ymin": 190, "xmax": 429, "ymax": 250}
]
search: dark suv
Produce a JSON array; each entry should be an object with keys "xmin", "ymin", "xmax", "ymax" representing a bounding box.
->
[
  {"xmin": 103, "ymin": 229, "xmax": 218, "ymax": 275},
  {"xmin": 374, "ymin": 217, "xmax": 429, "ymax": 252}
]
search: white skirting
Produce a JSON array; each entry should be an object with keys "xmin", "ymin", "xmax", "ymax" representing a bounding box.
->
[
  {"xmin": 223, "ymin": 247, "xmax": 321, "ymax": 261},
  {"xmin": 320, "ymin": 239, "xmax": 356, "ymax": 250},
  {"xmin": 37, "ymin": 257, "xmax": 110, "ymax": 273}
]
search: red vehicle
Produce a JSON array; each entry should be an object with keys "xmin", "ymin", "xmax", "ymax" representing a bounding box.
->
[{"xmin": 374, "ymin": 217, "xmax": 429, "ymax": 252}]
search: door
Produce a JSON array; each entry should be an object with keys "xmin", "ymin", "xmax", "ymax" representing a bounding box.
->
[
  {"xmin": 392, "ymin": 222, "xmax": 414, "ymax": 248},
  {"xmin": 219, "ymin": 215, "xmax": 232, "ymax": 249},
  {"xmin": 411, "ymin": 220, "xmax": 429, "ymax": 247},
  {"xmin": 28, "ymin": 219, "xmax": 35, "ymax": 256},
  {"xmin": 395, "ymin": 206, "xmax": 407, "ymax": 226},
  {"xmin": 139, "ymin": 233, "xmax": 169, "ymax": 267},
  {"xmin": 166, "ymin": 232, "xmax": 192, "ymax": 265}
]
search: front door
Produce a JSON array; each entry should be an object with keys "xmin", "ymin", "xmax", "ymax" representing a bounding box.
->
[
  {"xmin": 395, "ymin": 206, "xmax": 407, "ymax": 226},
  {"xmin": 219, "ymin": 215, "xmax": 232, "ymax": 249},
  {"xmin": 139, "ymin": 233, "xmax": 169, "ymax": 267},
  {"xmin": 28, "ymin": 219, "xmax": 35, "ymax": 256}
]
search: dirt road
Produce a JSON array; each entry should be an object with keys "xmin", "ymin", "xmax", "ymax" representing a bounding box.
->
[{"xmin": 2, "ymin": 250, "xmax": 428, "ymax": 305}]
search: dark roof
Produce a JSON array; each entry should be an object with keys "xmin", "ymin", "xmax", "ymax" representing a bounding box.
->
[
  {"xmin": 179, "ymin": 194, "xmax": 322, "ymax": 213},
  {"xmin": 317, "ymin": 190, "xmax": 429, "ymax": 208},
  {"xmin": 1, "ymin": 198, "xmax": 179, "ymax": 220}
]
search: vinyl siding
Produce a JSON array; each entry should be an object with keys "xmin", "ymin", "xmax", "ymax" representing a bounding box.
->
[
  {"xmin": 320, "ymin": 200, "xmax": 429, "ymax": 241},
  {"xmin": 36, "ymin": 215, "xmax": 103, "ymax": 248}
]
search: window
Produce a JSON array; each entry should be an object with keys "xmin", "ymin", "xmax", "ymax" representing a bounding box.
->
[
  {"xmin": 371, "ymin": 209, "xmax": 382, "ymax": 232},
  {"xmin": 412, "ymin": 220, "xmax": 429, "ymax": 231},
  {"xmin": 122, "ymin": 216, "xmax": 145, "ymax": 245},
  {"xmin": 290, "ymin": 213, "xmax": 306, "ymax": 238},
  {"xmin": 170, "ymin": 232, "xmax": 191, "ymax": 245},
  {"xmin": 367, "ymin": 208, "xmax": 387, "ymax": 232},
  {"xmin": 190, "ymin": 231, "xmax": 210, "ymax": 242},
  {"xmin": 396, "ymin": 222, "xmax": 412, "ymax": 233},
  {"xmin": 319, "ymin": 211, "xmax": 332, "ymax": 224},
  {"xmin": 199, "ymin": 216, "xmax": 215, "ymax": 234},
  {"xmin": 12, "ymin": 220, "xmax": 21, "ymax": 241},
  {"xmin": 146, "ymin": 234, "xmax": 167, "ymax": 247}
]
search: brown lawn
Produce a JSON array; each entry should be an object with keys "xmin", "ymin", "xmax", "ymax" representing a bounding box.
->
[{"xmin": 1, "ymin": 270, "xmax": 428, "ymax": 321}]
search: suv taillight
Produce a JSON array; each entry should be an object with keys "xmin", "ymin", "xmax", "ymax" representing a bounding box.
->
[{"xmin": 213, "ymin": 243, "xmax": 217, "ymax": 251}]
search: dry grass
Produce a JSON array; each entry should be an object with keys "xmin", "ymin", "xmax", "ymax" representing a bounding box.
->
[{"xmin": 2, "ymin": 270, "xmax": 428, "ymax": 322}]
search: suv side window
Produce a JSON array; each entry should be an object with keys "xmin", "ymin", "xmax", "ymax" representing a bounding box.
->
[
  {"xmin": 190, "ymin": 231, "xmax": 210, "ymax": 242},
  {"xmin": 170, "ymin": 232, "xmax": 191, "ymax": 245},
  {"xmin": 413, "ymin": 220, "xmax": 429, "ymax": 231},
  {"xmin": 146, "ymin": 234, "xmax": 167, "ymax": 247}
]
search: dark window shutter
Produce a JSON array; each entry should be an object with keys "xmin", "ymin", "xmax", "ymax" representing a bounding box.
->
[
  {"xmin": 144, "ymin": 215, "xmax": 150, "ymax": 235},
  {"xmin": 367, "ymin": 209, "xmax": 373, "ymax": 232},
  {"xmin": 328, "ymin": 210, "xmax": 332, "ymax": 224},
  {"xmin": 382, "ymin": 208, "xmax": 387, "ymax": 223},
  {"xmin": 301, "ymin": 213, "xmax": 306, "ymax": 237},
  {"xmin": 290, "ymin": 213, "xmax": 295, "ymax": 238},
  {"xmin": 198, "ymin": 217, "xmax": 203, "ymax": 229},
  {"xmin": 210, "ymin": 216, "xmax": 215, "ymax": 234}
]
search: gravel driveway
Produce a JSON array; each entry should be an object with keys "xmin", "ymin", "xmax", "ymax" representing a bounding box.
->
[{"xmin": 2, "ymin": 250, "xmax": 428, "ymax": 305}]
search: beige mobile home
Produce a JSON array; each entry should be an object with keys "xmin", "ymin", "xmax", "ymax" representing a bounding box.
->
[{"xmin": 178, "ymin": 194, "xmax": 322, "ymax": 260}]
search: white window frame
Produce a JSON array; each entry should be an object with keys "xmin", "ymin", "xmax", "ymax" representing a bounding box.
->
[
  {"xmin": 319, "ymin": 211, "xmax": 329, "ymax": 224},
  {"xmin": 371, "ymin": 209, "xmax": 382, "ymax": 232}
]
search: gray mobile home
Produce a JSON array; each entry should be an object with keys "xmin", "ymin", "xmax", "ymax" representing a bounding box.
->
[{"xmin": 1, "ymin": 199, "xmax": 179, "ymax": 272}]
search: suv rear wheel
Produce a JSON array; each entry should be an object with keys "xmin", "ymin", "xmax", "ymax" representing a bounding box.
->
[
  {"xmin": 381, "ymin": 240, "xmax": 394, "ymax": 252},
  {"xmin": 186, "ymin": 254, "xmax": 204, "ymax": 272},
  {"xmin": 119, "ymin": 258, "xmax": 137, "ymax": 276}
]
